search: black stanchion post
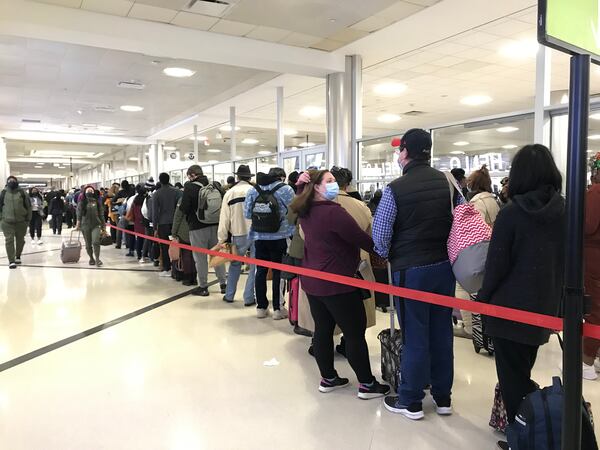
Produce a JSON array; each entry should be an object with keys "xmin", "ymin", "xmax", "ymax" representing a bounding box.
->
[{"xmin": 562, "ymin": 53, "xmax": 590, "ymax": 450}]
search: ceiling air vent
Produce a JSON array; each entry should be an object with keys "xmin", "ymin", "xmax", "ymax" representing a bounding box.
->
[
  {"xmin": 187, "ymin": 0, "xmax": 230, "ymax": 7},
  {"xmin": 118, "ymin": 80, "xmax": 145, "ymax": 90},
  {"xmin": 94, "ymin": 105, "xmax": 116, "ymax": 113},
  {"xmin": 402, "ymin": 110, "xmax": 426, "ymax": 116},
  {"xmin": 21, "ymin": 118, "xmax": 41, "ymax": 123}
]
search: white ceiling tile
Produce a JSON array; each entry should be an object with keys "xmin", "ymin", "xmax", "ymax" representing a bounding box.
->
[
  {"xmin": 134, "ymin": 0, "xmax": 188, "ymax": 9},
  {"xmin": 327, "ymin": 28, "xmax": 369, "ymax": 44},
  {"xmin": 81, "ymin": 0, "xmax": 132, "ymax": 16},
  {"xmin": 364, "ymin": 66, "xmax": 399, "ymax": 78},
  {"xmin": 430, "ymin": 42, "xmax": 471, "ymax": 55},
  {"xmin": 411, "ymin": 64, "xmax": 438, "ymax": 74},
  {"xmin": 375, "ymin": 1, "xmax": 424, "ymax": 21},
  {"xmin": 310, "ymin": 39, "xmax": 345, "ymax": 52},
  {"xmin": 128, "ymin": 3, "xmax": 177, "ymax": 23},
  {"xmin": 405, "ymin": 0, "xmax": 441, "ymax": 6},
  {"xmin": 34, "ymin": 0, "xmax": 83, "ymax": 7},
  {"xmin": 350, "ymin": 15, "xmax": 394, "ymax": 33},
  {"xmin": 485, "ymin": 19, "xmax": 534, "ymax": 38},
  {"xmin": 209, "ymin": 19, "xmax": 256, "ymax": 37},
  {"xmin": 170, "ymin": 12, "xmax": 219, "ymax": 30},
  {"xmin": 246, "ymin": 26, "xmax": 291, "ymax": 43},
  {"xmin": 280, "ymin": 32, "xmax": 322, "ymax": 48},
  {"xmin": 187, "ymin": 0, "xmax": 233, "ymax": 17},
  {"xmin": 431, "ymin": 56, "xmax": 463, "ymax": 67},
  {"xmin": 450, "ymin": 60, "xmax": 490, "ymax": 72},
  {"xmin": 451, "ymin": 31, "xmax": 500, "ymax": 47},
  {"xmin": 456, "ymin": 47, "xmax": 491, "ymax": 61}
]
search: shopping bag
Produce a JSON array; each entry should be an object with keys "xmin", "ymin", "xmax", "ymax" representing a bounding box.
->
[{"xmin": 208, "ymin": 243, "xmax": 234, "ymax": 268}]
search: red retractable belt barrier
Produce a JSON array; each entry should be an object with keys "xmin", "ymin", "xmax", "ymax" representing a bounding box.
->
[{"xmin": 108, "ymin": 224, "xmax": 600, "ymax": 339}]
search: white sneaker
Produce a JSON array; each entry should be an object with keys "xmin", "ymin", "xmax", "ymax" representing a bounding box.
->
[
  {"xmin": 583, "ymin": 363, "xmax": 598, "ymax": 381},
  {"xmin": 37, "ymin": 239, "xmax": 43, "ymax": 245},
  {"xmin": 273, "ymin": 308, "xmax": 289, "ymax": 320},
  {"xmin": 32, "ymin": 239, "xmax": 38, "ymax": 245},
  {"xmin": 594, "ymin": 358, "xmax": 600, "ymax": 373},
  {"xmin": 159, "ymin": 271, "xmax": 171, "ymax": 277},
  {"xmin": 256, "ymin": 308, "xmax": 268, "ymax": 319},
  {"xmin": 138, "ymin": 258, "xmax": 147, "ymax": 264}
]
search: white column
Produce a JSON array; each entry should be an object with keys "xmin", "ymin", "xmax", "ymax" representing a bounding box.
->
[
  {"xmin": 534, "ymin": 45, "xmax": 552, "ymax": 147},
  {"xmin": 142, "ymin": 147, "xmax": 149, "ymax": 175},
  {"xmin": 137, "ymin": 148, "xmax": 142, "ymax": 174},
  {"xmin": 230, "ymin": 106, "xmax": 237, "ymax": 164},
  {"xmin": 123, "ymin": 150, "xmax": 128, "ymax": 177},
  {"xmin": 149, "ymin": 144, "xmax": 158, "ymax": 181},
  {"xmin": 0, "ymin": 138, "xmax": 9, "ymax": 182},
  {"xmin": 193, "ymin": 125, "xmax": 199, "ymax": 162},
  {"xmin": 347, "ymin": 55, "xmax": 362, "ymax": 177},
  {"xmin": 156, "ymin": 141, "xmax": 165, "ymax": 176},
  {"xmin": 276, "ymin": 87, "xmax": 284, "ymax": 154}
]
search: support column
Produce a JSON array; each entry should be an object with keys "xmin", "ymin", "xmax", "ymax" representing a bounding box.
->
[
  {"xmin": 0, "ymin": 138, "xmax": 9, "ymax": 182},
  {"xmin": 142, "ymin": 147, "xmax": 149, "ymax": 176},
  {"xmin": 326, "ymin": 55, "xmax": 362, "ymax": 171},
  {"xmin": 534, "ymin": 45, "xmax": 552, "ymax": 147},
  {"xmin": 156, "ymin": 141, "xmax": 164, "ymax": 176},
  {"xmin": 123, "ymin": 150, "xmax": 128, "ymax": 178},
  {"xmin": 193, "ymin": 125, "xmax": 199, "ymax": 163},
  {"xmin": 276, "ymin": 87, "xmax": 284, "ymax": 154},
  {"xmin": 137, "ymin": 148, "xmax": 142, "ymax": 175},
  {"xmin": 230, "ymin": 106, "xmax": 237, "ymax": 165},
  {"xmin": 149, "ymin": 144, "xmax": 158, "ymax": 181}
]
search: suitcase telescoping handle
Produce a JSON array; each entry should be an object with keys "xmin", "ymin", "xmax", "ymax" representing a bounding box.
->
[
  {"xmin": 70, "ymin": 229, "xmax": 81, "ymax": 243},
  {"xmin": 387, "ymin": 262, "xmax": 396, "ymax": 337}
]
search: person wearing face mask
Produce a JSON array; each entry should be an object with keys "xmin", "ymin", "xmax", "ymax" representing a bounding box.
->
[
  {"xmin": 28, "ymin": 187, "xmax": 44, "ymax": 245},
  {"xmin": 76, "ymin": 186, "xmax": 105, "ymax": 267},
  {"xmin": 290, "ymin": 169, "xmax": 390, "ymax": 400},
  {"xmin": 0, "ymin": 176, "xmax": 32, "ymax": 268},
  {"xmin": 244, "ymin": 167, "xmax": 295, "ymax": 319},
  {"xmin": 373, "ymin": 129, "xmax": 455, "ymax": 420}
]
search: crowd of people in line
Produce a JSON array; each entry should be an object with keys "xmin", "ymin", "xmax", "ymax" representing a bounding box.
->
[{"xmin": 1, "ymin": 131, "xmax": 599, "ymax": 449}]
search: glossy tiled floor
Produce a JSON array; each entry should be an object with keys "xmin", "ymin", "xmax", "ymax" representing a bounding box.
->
[{"xmin": 0, "ymin": 229, "xmax": 598, "ymax": 449}]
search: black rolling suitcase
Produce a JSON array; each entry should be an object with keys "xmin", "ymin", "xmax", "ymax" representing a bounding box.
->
[
  {"xmin": 377, "ymin": 263, "xmax": 403, "ymax": 392},
  {"xmin": 471, "ymin": 312, "xmax": 494, "ymax": 355}
]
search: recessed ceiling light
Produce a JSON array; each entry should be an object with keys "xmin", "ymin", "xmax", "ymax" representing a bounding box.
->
[
  {"xmin": 588, "ymin": 135, "xmax": 600, "ymax": 140},
  {"xmin": 258, "ymin": 151, "xmax": 271, "ymax": 155},
  {"xmin": 283, "ymin": 128, "xmax": 298, "ymax": 136},
  {"xmin": 207, "ymin": 149, "xmax": 221, "ymax": 153},
  {"xmin": 242, "ymin": 138, "xmax": 259, "ymax": 145},
  {"xmin": 235, "ymin": 156, "xmax": 243, "ymax": 160},
  {"xmin": 453, "ymin": 141, "xmax": 470, "ymax": 146},
  {"xmin": 76, "ymin": 110, "xmax": 83, "ymax": 115},
  {"xmin": 163, "ymin": 146, "xmax": 177, "ymax": 151},
  {"xmin": 373, "ymin": 82, "xmax": 407, "ymax": 97},
  {"xmin": 300, "ymin": 106, "xmax": 325, "ymax": 118},
  {"xmin": 189, "ymin": 136, "xmax": 208, "ymax": 141},
  {"xmin": 450, "ymin": 151, "xmax": 466, "ymax": 155},
  {"xmin": 497, "ymin": 126, "xmax": 519, "ymax": 133},
  {"xmin": 299, "ymin": 142, "xmax": 316, "ymax": 148},
  {"xmin": 502, "ymin": 144, "xmax": 518, "ymax": 149},
  {"xmin": 219, "ymin": 125, "xmax": 241, "ymax": 132},
  {"xmin": 499, "ymin": 38, "xmax": 538, "ymax": 59},
  {"xmin": 591, "ymin": 113, "xmax": 600, "ymax": 120},
  {"xmin": 120, "ymin": 105, "xmax": 144, "ymax": 112},
  {"xmin": 163, "ymin": 67, "xmax": 196, "ymax": 78},
  {"xmin": 377, "ymin": 113, "xmax": 402, "ymax": 124},
  {"xmin": 460, "ymin": 95, "xmax": 493, "ymax": 106}
]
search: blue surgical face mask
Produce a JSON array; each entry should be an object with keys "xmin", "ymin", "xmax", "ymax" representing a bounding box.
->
[{"xmin": 323, "ymin": 182, "xmax": 339, "ymax": 200}]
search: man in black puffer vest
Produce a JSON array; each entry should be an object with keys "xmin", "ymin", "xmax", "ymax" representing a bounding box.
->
[{"xmin": 373, "ymin": 129, "xmax": 456, "ymax": 421}]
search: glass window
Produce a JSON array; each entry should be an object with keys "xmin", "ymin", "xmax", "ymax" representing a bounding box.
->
[
  {"xmin": 213, "ymin": 162, "xmax": 233, "ymax": 186},
  {"xmin": 432, "ymin": 115, "xmax": 534, "ymax": 193},
  {"xmin": 170, "ymin": 170, "xmax": 183, "ymax": 187},
  {"xmin": 257, "ymin": 155, "xmax": 278, "ymax": 174},
  {"xmin": 305, "ymin": 151, "xmax": 326, "ymax": 170},
  {"xmin": 358, "ymin": 136, "xmax": 402, "ymax": 182},
  {"xmin": 282, "ymin": 153, "xmax": 301, "ymax": 174}
]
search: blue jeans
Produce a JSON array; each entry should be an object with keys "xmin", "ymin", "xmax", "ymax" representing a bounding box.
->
[
  {"xmin": 393, "ymin": 261, "xmax": 455, "ymax": 406},
  {"xmin": 225, "ymin": 235, "xmax": 256, "ymax": 304}
]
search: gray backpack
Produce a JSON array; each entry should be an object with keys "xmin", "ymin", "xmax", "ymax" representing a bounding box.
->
[{"xmin": 195, "ymin": 182, "xmax": 222, "ymax": 225}]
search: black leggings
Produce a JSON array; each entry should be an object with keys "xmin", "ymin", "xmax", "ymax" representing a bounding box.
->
[
  {"xmin": 29, "ymin": 211, "xmax": 42, "ymax": 239},
  {"xmin": 307, "ymin": 290, "xmax": 374, "ymax": 384}
]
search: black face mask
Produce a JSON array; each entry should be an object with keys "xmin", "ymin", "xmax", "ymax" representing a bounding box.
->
[
  {"xmin": 7, "ymin": 180, "xmax": 18, "ymax": 190},
  {"xmin": 85, "ymin": 192, "xmax": 95, "ymax": 199}
]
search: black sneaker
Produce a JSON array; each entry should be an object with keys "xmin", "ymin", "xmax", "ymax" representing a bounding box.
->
[
  {"xmin": 496, "ymin": 441, "xmax": 509, "ymax": 450},
  {"xmin": 192, "ymin": 287, "xmax": 209, "ymax": 297},
  {"xmin": 89, "ymin": 258, "xmax": 96, "ymax": 266},
  {"xmin": 222, "ymin": 295, "xmax": 234, "ymax": 303},
  {"xmin": 153, "ymin": 260, "xmax": 160, "ymax": 267},
  {"xmin": 293, "ymin": 324, "xmax": 313, "ymax": 337},
  {"xmin": 15, "ymin": 258, "xmax": 22, "ymax": 265},
  {"xmin": 126, "ymin": 252, "xmax": 134, "ymax": 257},
  {"xmin": 8, "ymin": 262, "xmax": 16, "ymax": 269},
  {"xmin": 383, "ymin": 396, "xmax": 424, "ymax": 420},
  {"xmin": 115, "ymin": 245, "xmax": 121, "ymax": 249},
  {"xmin": 432, "ymin": 397, "xmax": 453, "ymax": 415},
  {"xmin": 318, "ymin": 376, "xmax": 349, "ymax": 393},
  {"xmin": 182, "ymin": 280, "xmax": 195, "ymax": 286},
  {"xmin": 244, "ymin": 299, "xmax": 256, "ymax": 307},
  {"xmin": 358, "ymin": 380, "xmax": 390, "ymax": 400},
  {"xmin": 220, "ymin": 284, "xmax": 227, "ymax": 294},
  {"xmin": 96, "ymin": 260, "xmax": 103, "ymax": 267}
]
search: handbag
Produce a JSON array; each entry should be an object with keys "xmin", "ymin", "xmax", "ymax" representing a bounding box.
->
[
  {"xmin": 168, "ymin": 238, "xmax": 181, "ymax": 262},
  {"xmin": 208, "ymin": 243, "xmax": 234, "ymax": 268},
  {"xmin": 281, "ymin": 254, "xmax": 301, "ymax": 280},
  {"xmin": 99, "ymin": 230, "xmax": 112, "ymax": 246},
  {"xmin": 489, "ymin": 383, "xmax": 508, "ymax": 433}
]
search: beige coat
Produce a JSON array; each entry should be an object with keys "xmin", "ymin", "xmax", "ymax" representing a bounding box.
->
[
  {"xmin": 298, "ymin": 191, "xmax": 377, "ymax": 332},
  {"xmin": 470, "ymin": 192, "xmax": 500, "ymax": 227}
]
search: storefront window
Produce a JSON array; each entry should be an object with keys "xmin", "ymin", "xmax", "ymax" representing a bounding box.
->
[
  {"xmin": 213, "ymin": 162, "xmax": 233, "ymax": 186},
  {"xmin": 358, "ymin": 136, "xmax": 402, "ymax": 182},
  {"xmin": 257, "ymin": 155, "xmax": 278, "ymax": 175}
]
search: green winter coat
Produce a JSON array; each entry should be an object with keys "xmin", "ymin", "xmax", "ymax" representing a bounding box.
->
[
  {"xmin": 77, "ymin": 198, "xmax": 104, "ymax": 229},
  {"xmin": 0, "ymin": 188, "xmax": 32, "ymax": 224},
  {"xmin": 171, "ymin": 202, "xmax": 190, "ymax": 244}
]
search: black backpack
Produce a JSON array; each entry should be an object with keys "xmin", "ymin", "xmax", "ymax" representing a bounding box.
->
[{"xmin": 251, "ymin": 183, "xmax": 285, "ymax": 233}]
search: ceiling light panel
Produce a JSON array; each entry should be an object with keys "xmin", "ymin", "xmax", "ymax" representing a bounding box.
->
[
  {"xmin": 299, "ymin": 106, "xmax": 325, "ymax": 118},
  {"xmin": 163, "ymin": 67, "xmax": 196, "ymax": 78},
  {"xmin": 377, "ymin": 113, "xmax": 402, "ymax": 123},
  {"xmin": 120, "ymin": 105, "xmax": 144, "ymax": 112},
  {"xmin": 497, "ymin": 126, "xmax": 519, "ymax": 133},
  {"xmin": 373, "ymin": 82, "xmax": 407, "ymax": 97},
  {"xmin": 460, "ymin": 95, "xmax": 493, "ymax": 106}
]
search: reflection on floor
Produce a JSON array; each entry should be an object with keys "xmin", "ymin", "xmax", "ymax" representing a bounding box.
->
[{"xmin": 0, "ymin": 232, "xmax": 598, "ymax": 449}]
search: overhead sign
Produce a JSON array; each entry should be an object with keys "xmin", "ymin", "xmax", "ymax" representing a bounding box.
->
[{"xmin": 539, "ymin": 0, "xmax": 600, "ymax": 60}]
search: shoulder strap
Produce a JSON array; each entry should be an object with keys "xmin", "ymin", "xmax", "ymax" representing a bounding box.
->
[
  {"xmin": 0, "ymin": 189, "xmax": 5, "ymax": 210},
  {"xmin": 20, "ymin": 190, "xmax": 28, "ymax": 210},
  {"xmin": 271, "ymin": 183, "xmax": 286, "ymax": 194},
  {"xmin": 228, "ymin": 197, "xmax": 246, "ymax": 206}
]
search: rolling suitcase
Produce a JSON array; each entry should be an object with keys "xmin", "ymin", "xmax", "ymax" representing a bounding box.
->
[
  {"xmin": 377, "ymin": 262, "xmax": 403, "ymax": 392},
  {"xmin": 61, "ymin": 231, "xmax": 81, "ymax": 264},
  {"xmin": 471, "ymin": 312, "xmax": 494, "ymax": 355}
]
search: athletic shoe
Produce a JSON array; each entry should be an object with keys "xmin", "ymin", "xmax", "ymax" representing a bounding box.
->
[
  {"xmin": 192, "ymin": 287, "xmax": 209, "ymax": 297},
  {"xmin": 126, "ymin": 252, "xmax": 135, "ymax": 257},
  {"xmin": 595, "ymin": 358, "xmax": 600, "ymax": 373},
  {"xmin": 15, "ymin": 258, "xmax": 22, "ymax": 265},
  {"xmin": 383, "ymin": 397, "xmax": 424, "ymax": 420},
  {"xmin": 96, "ymin": 260, "xmax": 103, "ymax": 267},
  {"xmin": 89, "ymin": 258, "xmax": 96, "ymax": 266},
  {"xmin": 182, "ymin": 280, "xmax": 196, "ymax": 286},
  {"xmin": 115, "ymin": 245, "xmax": 121, "ymax": 249},
  {"xmin": 153, "ymin": 260, "xmax": 160, "ymax": 267},
  {"xmin": 138, "ymin": 258, "xmax": 148, "ymax": 264},
  {"xmin": 319, "ymin": 376, "xmax": 350, "ymax": 393},
  {"xmin": 583, "ymin": 363, "xmax": 598, "ymax": 381},
  {"xmin": 293, "ymin": 324, "xmax": 313, "ymax": 337},
  {"xmin": 32, "ymin": 239, "xmax": 38, "ymax": 246},
  {"xmin": 159, "ymin": 271, "xmax": 171, "ymax": 277},
  {"xmin": 432, "ymin": 397, "xmax": 453, "ymax": 415},
  {"xmin": 273, "ymin": 308, "xmax": 288, "ymax": 320},
  {"xmin": 496, "ymin": 441, "xmax": 509, "ymax": 450},
  {"xmin": 37, "ymin": 239, "xmax": 43, "ymax": 245},
  {"xmin": 244, "ymin": 300, "xmax": 256, "ymax": 307},
  {"xmin": 222, "ymin": 295, "xmax": 234, "ymax": 303},
  {"xmin": 256, "ymin": 308, "xmax": 268, "ymax": 319},
  {"xmin": 220, "ymin": 284, "xmax": 227, "ymax": 294},
  {"xmin": 358, "ymin": 380, "xmax": 390, "ymax": 400},
  {"xmin": 8, "ymin": 262, "xmax": 16, "ymax": 269}
]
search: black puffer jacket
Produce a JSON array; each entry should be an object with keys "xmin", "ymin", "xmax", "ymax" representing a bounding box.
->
[
  {"xmin": 387, "ymin": 160, "xmax": 453, "ymax": 271},
  {"xmin": 479, "ymin": 185, "xmax": 565, "ymax": 346}
]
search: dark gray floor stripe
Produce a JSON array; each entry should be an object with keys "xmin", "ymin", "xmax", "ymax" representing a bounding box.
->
[
  {"xmin": 0, "ymin": 248, "xmax": 61, "ymax": 259},
  {"xmin": 20, "ymin": 264, "xmax": 158, "ymax": 272},
  {"xmin": 0, "ymin": 280, "xmax": 218, "ymax": 374}
]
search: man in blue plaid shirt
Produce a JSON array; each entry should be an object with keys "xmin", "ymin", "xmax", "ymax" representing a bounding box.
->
[{"xmin": 373, "ymin": 129, "xmax": 456, "ymax": 421}]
